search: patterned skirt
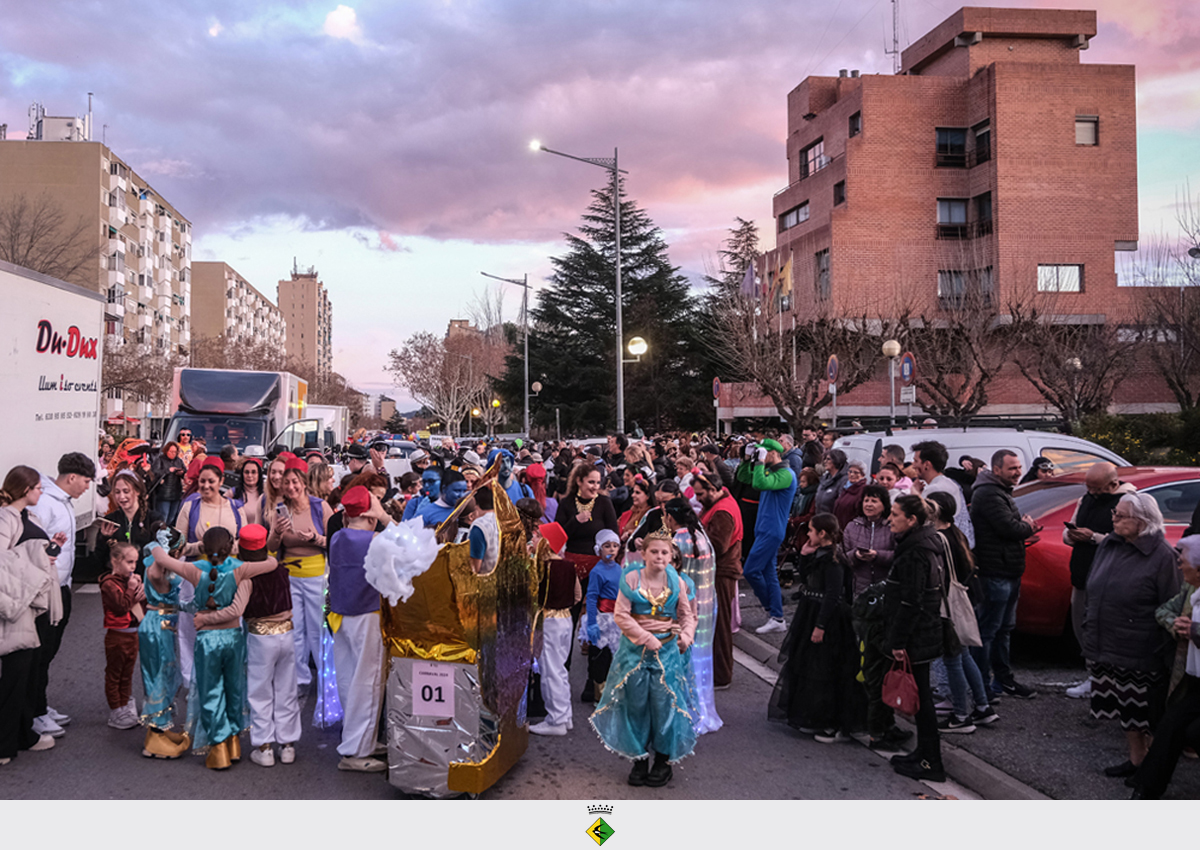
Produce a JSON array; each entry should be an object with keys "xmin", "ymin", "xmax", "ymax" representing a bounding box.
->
[{"xmin": 1090, "ymin": 663, "xmax": 1167, "ymax": 731}]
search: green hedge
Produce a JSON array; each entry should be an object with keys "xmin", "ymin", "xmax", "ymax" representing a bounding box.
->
[{"xmin": 1075, "ymin": 411, "xmax": 1200, "ymax": 466}]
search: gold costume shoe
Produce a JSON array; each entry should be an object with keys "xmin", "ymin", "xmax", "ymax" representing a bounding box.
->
[
  {"xmin": 142, "ymin": 728, "xmax": 188, "ymax": 759},
  {"xmin": 228, "ymin": 735, "xmax": 242, "ymax": 763},
  {"xmin": 162, "ymin": 729, "xmax": 189, "ymax": 746},
  {"xmin": 205, "ymin": 739, "xmax": 232, "ymax": 770}
]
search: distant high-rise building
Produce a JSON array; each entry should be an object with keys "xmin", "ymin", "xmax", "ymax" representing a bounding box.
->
[
  {"xmin": 191, "ymin": 261, "xmax": 286, "ymax": 347},
  {"xmin": 278, "ymin": 264, "xmax": 333, "ymax": 375},
  {"xmin": 0, "ymin": 102, "xmax": 193, "ymax": 433}
]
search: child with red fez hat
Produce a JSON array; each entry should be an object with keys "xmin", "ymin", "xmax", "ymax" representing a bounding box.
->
[
  {"xmin": 146, "ymin": 524, "xmax": 278, "ymax": 769},
  {"xmin": 531, "ymin": 522, "xmax": 581, "ymax": 737},
  {"xmin": 328, "ymin": 486, "xmax": 388, "ymax": 772},
  {"xmin": 174, "ymin": 455, "xmax": 246, "ymax": 690},
  {"xmin": 239, "ymin": 520, "xmax": 303, "ymax": 767}
]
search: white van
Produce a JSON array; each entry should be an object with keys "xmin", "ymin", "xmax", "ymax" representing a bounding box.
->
[{"xmin": 832, "ymin": 428, "xmax": 1128, "ymax": 476}]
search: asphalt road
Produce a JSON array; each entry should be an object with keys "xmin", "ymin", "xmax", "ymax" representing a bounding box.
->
[{"xmin": 0, "ymin": 585, "xmax": 959, "ymax": 801}]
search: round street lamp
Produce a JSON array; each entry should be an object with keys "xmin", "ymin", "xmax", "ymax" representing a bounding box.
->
[
  {"xmin": 882, "ymin": 338, "xmax": 901, "ymax": 426},
  {"xmin": 627, "ymin": 336, "xmax": 648, "ymax": 360},
  {"xmin": 531, "ymin": 381, "xmax": 543, "ymax": 395}
]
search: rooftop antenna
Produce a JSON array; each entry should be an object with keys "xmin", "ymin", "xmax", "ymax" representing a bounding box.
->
[
  {"xmin": 102, "ymin": 124, "xmax": 108, "ymax": 146},
  {"xmin": 87, "ymin": 91, "xmax": 93, "ymax": 141},
  {"xmin": 884, "ymin": 0, "xmax": 901, "ymax": 74}
]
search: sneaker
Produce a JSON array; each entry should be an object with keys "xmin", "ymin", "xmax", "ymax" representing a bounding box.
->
[
  {"xmin": 893, "ymin": 757, "xmax": 946, "ymax": 783},
  {"xmin": 251, "ymin": 744, "xmax": 275, "ymax": 768},
  {"xmin": 938, "ymin": 715, "xmax": 976, "ymax": 734},
  {"xmin": 970, "ymin": 706, "xmax": 1000, "ymax": 726},
  {"xmin": 933, "ymin": 699, "xmax": 955, "ymax": 716},
  {"xmin": 279, "ymin": 743, "xmax": 296, "ymax": 764},
  {"xmin": 755, "ymin": 617, "xmax": 788, "ymax": 635},
  {"xmin": 125, "ymin": 696, "xmax": 138, "ymax": 717},
  {"xmin": 714, "ymin": 682, "xmax": 732, "ymax": 691},
  {"xmin": 1066, "ymin": 679, "xmax": 1092, "ymax": 699},
  {"xmin": 1001, "ymin": 680, "xmax": 1037, "ymax": 699},
  {"xmin": 33, "ymin": 714, "xmax": 65, "ymax": 738},
  {"xmin": 372, "ymin": 741, "xmax": 388, "ymax": 757},
  {"xmin": 529, "ymin": 721, "xmax": 568, "ymax": 736},
  {"xmin": 338, "ymin": 756, "xmax": 387, "ymax": 773},
  {"xmin": 29, "ymin": 733, "xmax": 56, "ymax": 752},
  {"xmin": 813, "ymin": 729, "xmax": 850, "ymax": 743},
  {"xmin": 108, "ymin": 707, "xmax": 139, "ymax": 730},
  {"xmin": 46, "ymin": 706, "xmax": 71, "ymax": 726}
]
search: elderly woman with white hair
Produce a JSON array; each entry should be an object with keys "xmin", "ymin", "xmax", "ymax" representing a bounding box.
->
[{"xmin": 1084, "ymin": 491, "xmax": 1181, "ymax": 780}]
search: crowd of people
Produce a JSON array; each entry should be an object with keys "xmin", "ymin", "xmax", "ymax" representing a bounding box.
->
[{"xmin": 0, "ymin": 424, "xmax": 1197, "ymax": 800}]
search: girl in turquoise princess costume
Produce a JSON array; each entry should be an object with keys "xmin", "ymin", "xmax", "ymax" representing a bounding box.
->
[
  {"xmin": 146, "ymin": 524, "xmax": 277, "ymax": 769},
  {"xmin": 590, "ymin": 527, "xmax": 698, "ymax": 788}
]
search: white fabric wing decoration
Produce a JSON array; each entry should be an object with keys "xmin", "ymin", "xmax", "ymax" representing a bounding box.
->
[{"xmin": 363, "ymin": 518, "xmax": 441, "ymax": 607}]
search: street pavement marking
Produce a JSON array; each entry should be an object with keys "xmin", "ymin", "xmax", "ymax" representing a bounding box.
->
[
  {"xmin": 732, "ymin": 647, "xmax": 778, "ymax": 685},
  {"xmin": 75, "ymin": 585, "xmax": 100, "ymax": 594},
  {"xmin": 732, "ymin": 646, "xmax": 979, "ymax": 800}
]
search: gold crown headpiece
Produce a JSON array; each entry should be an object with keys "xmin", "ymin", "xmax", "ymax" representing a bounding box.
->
[{"xmin": 644, "ymin": 526, "xmax": 674, "ymax": 543}]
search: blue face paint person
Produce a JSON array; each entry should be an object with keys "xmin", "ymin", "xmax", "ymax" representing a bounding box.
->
[
  {"xmin": 421, "ymin": 469, "xmax": 442, "ymax": 500},
  {"xmin": 443, "ymin": 480, "xmax": 470, "ymax": 508}
]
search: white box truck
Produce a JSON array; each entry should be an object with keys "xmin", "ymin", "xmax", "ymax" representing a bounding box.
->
[
  {"xmin": 165, "ymin": 368, "xmax": 335, "ymax": 453},
  {"xmin": 308, "ymin": 403, "xmax": 349, "ymax": 448},
  {"xmin": 0, "ymin": 260, "xmax": 104, "ymax": 525}
]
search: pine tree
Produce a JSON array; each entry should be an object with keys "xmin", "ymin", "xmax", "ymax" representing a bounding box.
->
[{"xmin": 495, "ymin": 178, "xmax": 708, "ymax": 435}]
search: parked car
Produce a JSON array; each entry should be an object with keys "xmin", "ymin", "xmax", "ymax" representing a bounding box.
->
[
  {"xmin": 1013, "ymin": 467, "xmax": 1200, "ymax": 636},
  {"xmin": 833, "ymin": 427, "xmax": 1129, "ymax": 477}
]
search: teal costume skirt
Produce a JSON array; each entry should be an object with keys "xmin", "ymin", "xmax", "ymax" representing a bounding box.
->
[
  {"xmin": 186, "ymin": 628, "xmax": 249, "ymax": 751},
  {"xmin": 138, "ymin": 610, "xmax": 180, "ymax": 730},
  {"xmin": 589, "ymin": 634, "xmax": 698, "ymax": 764}
]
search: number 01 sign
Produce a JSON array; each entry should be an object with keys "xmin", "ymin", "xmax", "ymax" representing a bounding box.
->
[{"xmin": 411, "ymin": 661, "xmax": 456, "ymax": 718}]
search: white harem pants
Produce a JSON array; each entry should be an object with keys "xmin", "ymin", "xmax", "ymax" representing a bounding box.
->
[
  {"xmin": 333, "ymin": 610, "xmax": 384, "ymax": 758},
  {"xmin": 247, "ymin": 629, "xmax": 302, "ymax": 747}
]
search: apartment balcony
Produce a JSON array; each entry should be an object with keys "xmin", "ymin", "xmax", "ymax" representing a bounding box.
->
[
  {"xmin": 935, "ymin": 220, "xmax": 994, "ymax": 240},
  {"xmin": 155, "ymin": 294, "xmax": 172, "ymax": 312},
  {"xmin": 104, "ymin": 300, "xmax": 125, "ymax": 320},
  {"xmin": 138, "ymin": 284, "xmax": 153, "ymax": 303}
]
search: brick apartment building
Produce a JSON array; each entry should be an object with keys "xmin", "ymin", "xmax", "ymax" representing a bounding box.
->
[{"xmin": 719, "ymin": 6, "xmax": 1171, "ymax": 428}]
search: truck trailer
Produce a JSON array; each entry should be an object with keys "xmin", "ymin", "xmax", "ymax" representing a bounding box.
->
[
  {"xmin": 165, "ymin": 368, "xmax": 319, "ymax": 452},
  {"xmin": 0, "ymin": 260, "xmax": 104, "ymax": 525}
]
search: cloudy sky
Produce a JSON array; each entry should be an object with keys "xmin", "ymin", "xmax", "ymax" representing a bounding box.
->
[{"xmin": 2, "ymin": 0, "xmax": 1197, "ymax": 404}]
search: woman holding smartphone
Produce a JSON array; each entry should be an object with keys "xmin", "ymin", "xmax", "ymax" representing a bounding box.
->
[
  {"xmin": 97, "ymin": 470, "xmax": 164, "ymax": 576},
  {"xmin": 268, "ymin": 458, "xmax": 333, "ymax": 694}
]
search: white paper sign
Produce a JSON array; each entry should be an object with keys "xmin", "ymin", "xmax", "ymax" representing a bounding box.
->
[
  {"xmin": 411, "ymin": 661, "xmax": 455, "ymax": 718},
  {"xmin": 899, "ymin": 385, "xmax": 917, "ymax": 404}
]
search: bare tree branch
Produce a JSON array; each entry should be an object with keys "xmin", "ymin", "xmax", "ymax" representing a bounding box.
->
[{"xmin": 0, "ymin": 192, "xmax": 101, "ymax": 287}]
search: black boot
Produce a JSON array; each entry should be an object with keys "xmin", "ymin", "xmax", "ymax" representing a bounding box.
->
[
  {"xmin": 892, "ymin": 756, "xmax": 946, "ymax": 782},
  {"xmin": 645, "ymin": 752, "xmax": 673, "ymax": 787},
  {"xmin": 627, "ymin": 758, "xmax": 649, "ymax": 786},
  {"xmin": 580, "ymin": 680, "xmax": 595, "ymax": 703}
]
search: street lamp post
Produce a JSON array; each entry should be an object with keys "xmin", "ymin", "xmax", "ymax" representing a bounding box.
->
[
  {"xmin": 882, "ymin": 339, "xmax": 901, "ymax": 426},
  {"xmin": 481, "ymin": 271, "xmax": 530, "ymax": 437},
  {"xmin": 531, "ymin": 140, "xmax": 630, "ymax": 433}
]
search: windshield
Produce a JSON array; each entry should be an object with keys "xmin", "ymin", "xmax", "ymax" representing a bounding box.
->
[
  {"xmin": 167, "ymin": 416, "xmax": 266, "ymax": 450},
  {"xmin": 1014, "ymin": 482, "xmax": 1086, "ymax": 518}
]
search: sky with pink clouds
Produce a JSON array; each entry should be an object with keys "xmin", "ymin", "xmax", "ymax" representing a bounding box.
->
[{"xmin": 1, "ymin": 0, "xmax": 1197, "ymax": 405}]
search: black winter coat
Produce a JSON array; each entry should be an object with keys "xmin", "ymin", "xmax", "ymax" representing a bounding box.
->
[
  {"xmin": 882, "ymin": 524, "xmax": 944, "ymax": 663},
  {"xmin": 968, "ymin": 468, "xmax": 1035, "ymax": 580},
  {"xmin": 151, "ymin": 453, "xmax": 186, "ymax": 501}
]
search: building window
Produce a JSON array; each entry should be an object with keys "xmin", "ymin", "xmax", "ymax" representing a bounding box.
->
[
  {"xmin": 800, "ymin": 139, "xmax": 826, "ymax": 178},
  {"xmin": 973, "ymin": 192, "xmax": 993, "ymax": 236},
  {"xmin": 779, "ymin": 202, "xmax": 809, "ymax": 232},
  {"xmin": 936, "ymin": 198, "xmax": 968, "ymax": 239},
  {"xmin": 833, "ymin": 181, "xmax": 846, "ymax": 206},
  {"xmin": 848, "ymin": 112, "xmax": 861, "ymax": 138},
  {"xmin": 1038, "ymin": 264, "xmax": 1083, "ymax": 292},
  {"xmin": 814, "ymin": 249, "xmax": 831, "ymax": 300},
  {"xmin": 1075, "ymin": 116, "xmax": 1098, "ymax": 146},
  {"xmin": 935, "ymin": 128, "xmax": 967, "ymax": 167},
  {"xmin": 938, "ymin": 267, "xmax": 993, "ymax": 307},
  {"xmin": 972, "ymin": 121, "xmax": 991, "ymax": 165}
]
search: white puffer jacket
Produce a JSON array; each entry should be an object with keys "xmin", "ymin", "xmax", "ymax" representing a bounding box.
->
[{"xmin": 0, "ymin": 539, "xmax": 58, "ymax": 655}]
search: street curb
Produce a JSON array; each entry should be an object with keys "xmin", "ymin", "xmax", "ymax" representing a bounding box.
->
[{"xmin": 732, "ymin": 629, "xmax": 1050, "ymax": 801}]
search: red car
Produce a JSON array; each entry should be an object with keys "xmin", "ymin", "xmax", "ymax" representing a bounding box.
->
[{"xmin": 1012, "ymin": 467, "xmax": 1200, "ymax": 637}]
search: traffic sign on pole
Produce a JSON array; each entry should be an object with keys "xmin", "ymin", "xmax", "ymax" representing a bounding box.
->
[
  {"xmin": 712, "ymin": 377, "xmax": 721, "ymax": 399},
  {"xmin": 900, "ymin": 352, "xmax": 917, "ymax": 386},
  {"xmin": 827, "ymin": 354, "xmax": 839, "ymax": 385}
]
